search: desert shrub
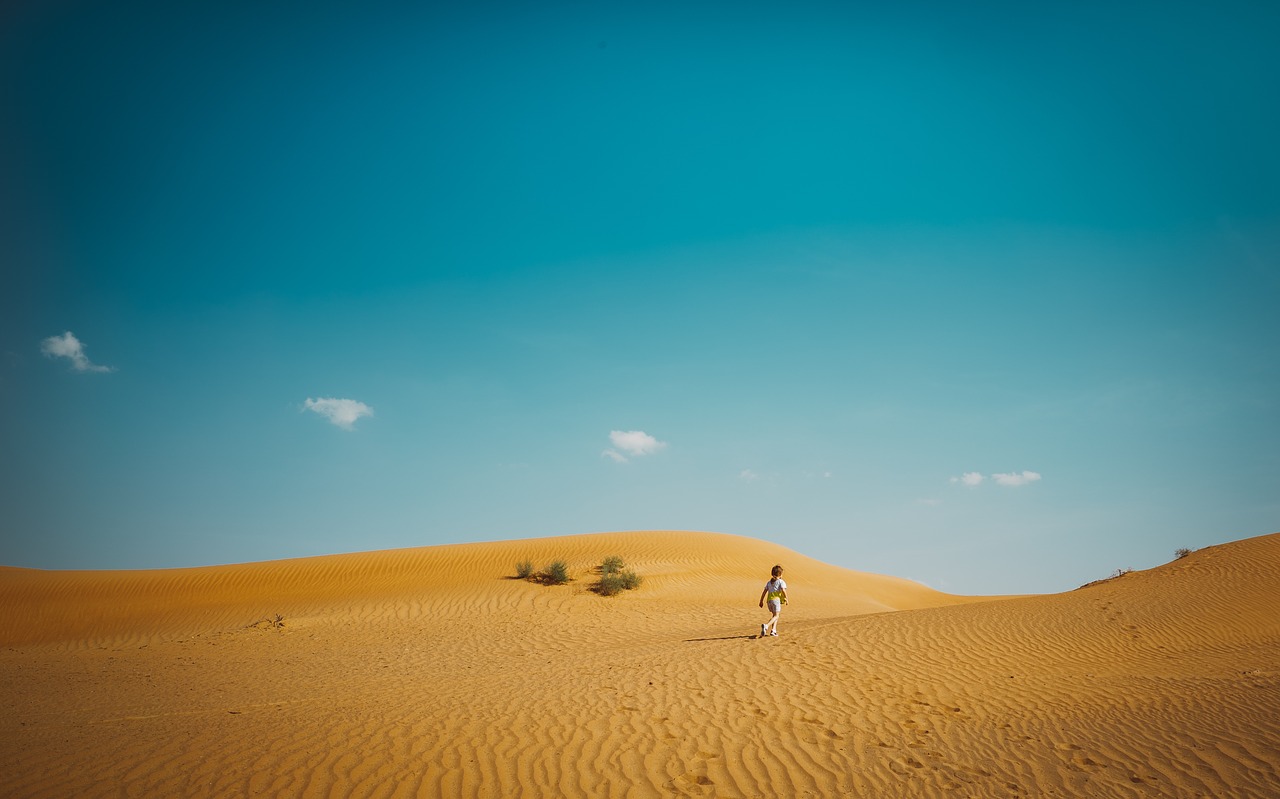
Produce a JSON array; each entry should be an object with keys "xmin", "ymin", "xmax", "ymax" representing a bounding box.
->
[
  {"xmin": 596, "ymin": 567, "xmax": 642, "ymax": 596},
  {"xmin": 601, "ymin": 555, "xmax": 625, "ymax": 575},
  {"xmin": 247, "ymin": 613, "xmax": 284, "ymax": 631},
  {"xmin": 1110, "ymin": 568, "xmax": 1132, "ymax": 579},
  {"xmin": 1174, "ymin": 547, "xmax": 1192, "ymax": 560},
  {"xmin": 515, "ymin": 559, "xmax": 535, "ymax": 579},
  {"xmin": 543, "ymin": 560, "xmax": 570, "ymax": 585},
  {"xmin": 598, "ymin": 572, "xmax": 626, "ymax": 596}
]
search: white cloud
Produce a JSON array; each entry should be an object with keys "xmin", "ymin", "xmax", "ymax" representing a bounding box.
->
[
  {"xmin": 601, "ymin": 449, "xmax": 628, "ymax": 463},
  {"xmin": 607, "ymin": 430, "xmax": 667, "ymax": 459},
  {"xmin": 739, "ymin": 469, "xmax": 760, "ymax": 482},
  {"xmin": 993, "ymin": 470, "xmax": 1042, "ymax": 487},
  {"xmin": 917, "ymin": 498, "xmax": 941, "ymax": 506},
  {"xmin": 41, "ymin": 331, "xmax": 113, "ymax": 373},
  {"xmin": 950, "ymin": 470, "xmax": 1043, "ymax": 488},
  {"xmin": 304, "ymin": 397, "xmax": 374, "ymax": 430}
]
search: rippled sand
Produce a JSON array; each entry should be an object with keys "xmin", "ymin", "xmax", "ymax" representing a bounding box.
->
[{"xmin": 2, "ymin": 530, "xmax": 1278, "ymax": 797}]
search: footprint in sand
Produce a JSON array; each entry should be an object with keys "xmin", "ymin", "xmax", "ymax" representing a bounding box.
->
[
  {"xmin": 1075, "ymin": 755, "xmax": 1100, "ymax": 769},
  {"xmin": 889, "ymin": 755, "xmax": 925, "ymax": 774},
  {"xmin": 674, "ymin": 772, "xmax": 714, "ymax": 792}
]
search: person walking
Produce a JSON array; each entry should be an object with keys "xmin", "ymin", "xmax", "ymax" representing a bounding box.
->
[{"xmin": 758, "ymin": 565, "xmax": 788, "ymax": 637}]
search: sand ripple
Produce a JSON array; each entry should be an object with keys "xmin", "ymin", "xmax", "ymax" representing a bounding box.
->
[{"xmin": 2, "ymin": 530, "xmax": 1278, "ymax": 797}]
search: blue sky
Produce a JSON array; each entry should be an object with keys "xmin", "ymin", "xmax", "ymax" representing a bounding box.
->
[{"xmin": 2, "ymin": 1, "xmax": 1277, "ymax": 594}]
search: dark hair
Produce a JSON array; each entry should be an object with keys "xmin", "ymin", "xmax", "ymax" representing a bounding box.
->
[{"xmin": 771, "ymin": 565, "xmax": 783, "ymax": 578}]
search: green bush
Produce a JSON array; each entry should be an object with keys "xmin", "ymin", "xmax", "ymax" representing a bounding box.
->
[
  {"xmin": 1174, "ymin": 547, "xmax": 1192, "ymax": 560},
  {"xmin": 596, "ymin": 568, "xmax": 642, "ymax": 596},
  {"xmin": 601, "ymin": 555, "xmax": 625, "ymax": 575},
  {"xmin": 597, "ymin": 572, "xmax": 625, "ymax": 596},
  {"xmin": 544, "ymin": 560, "xmax": 570, "ymax": 585},
  {"xmin": 515, "ymin": 560, "xmax": 534, "ymax": 579}
]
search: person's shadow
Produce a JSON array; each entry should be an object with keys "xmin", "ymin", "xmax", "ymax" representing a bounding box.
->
[{"xmin": 683, "ymin": 634, "xmax": 757, "ymax": 642}]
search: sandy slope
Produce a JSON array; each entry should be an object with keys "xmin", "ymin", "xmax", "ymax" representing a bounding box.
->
[{"xmin": 1, "ymin": 529, "xmax": 1278, "ymax": 798}]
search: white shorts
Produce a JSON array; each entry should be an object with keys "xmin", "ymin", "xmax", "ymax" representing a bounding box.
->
[{"xmin": 767, "ymin": 599, "xmax": 782, "ymax": 612}]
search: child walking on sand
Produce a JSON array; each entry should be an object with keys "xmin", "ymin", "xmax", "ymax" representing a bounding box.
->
[{"xmin": 759, "ymin": 565, "xmax": 788, "ymax": 637}]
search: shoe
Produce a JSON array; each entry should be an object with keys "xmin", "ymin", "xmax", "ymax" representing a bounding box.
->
[
  {"xmin": 761, "ymin": 624, "xmax": 768, "ymax": 637},
  {"xmin": 770, "ymin": 631, "xmax": 778, "ymax": 636}
]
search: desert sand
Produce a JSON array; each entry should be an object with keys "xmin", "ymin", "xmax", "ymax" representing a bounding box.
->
[{"xmin": 2, "ymin": 529, "xmax": 1278, "ymax": 798}]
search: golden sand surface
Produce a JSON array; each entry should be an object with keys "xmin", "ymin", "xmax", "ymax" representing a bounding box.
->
[{"xmin": 2, "ymin": 529, "xmax": 1278, "ymax": 798}]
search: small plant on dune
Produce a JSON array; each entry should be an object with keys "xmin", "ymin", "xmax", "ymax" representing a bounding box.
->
[
  {"xmin": 516, "ymin": 559, "xmax": 535, "ymax": 579},
  {"xmin": 1174, "ymin": 547, "xmax": 1192, "ymax": 560},
  {"xmin": 594, "ymin": 557, "xmax": 642, "ymax": 596},
  {"xmin": 247, "ymin": 613, "xmax": 285, "ymax": 631},
  {"xmin": 1077, "ymin": 568, "xmax": 1134, "ymax": 591},
  {"xmin": 597, "ymin": 572, "xmax": 626, "ymax": 596},
  {"xmin": 543, "ymin": 560, "xmax": 570, "ymax": 586}
]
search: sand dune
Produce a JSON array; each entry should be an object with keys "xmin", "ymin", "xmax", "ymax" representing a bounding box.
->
[{"xmin": 2, "ymin": 529, "xmax": 1278, "ymax": 797}]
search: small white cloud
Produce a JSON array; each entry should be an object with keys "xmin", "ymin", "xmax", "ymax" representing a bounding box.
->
[
  {"xmin": 601, "ymin": 449, "xmax": 628, "ymax": 463},
  {"xmin": 993, "ymin": 470, "xmax": 1042, "ymax": 487},
  {"xmin": 608, "ymin": 430, "xmax": 667, "ymax": 458},
  {"xmin": 739, "ymin": 469, "xmax": 760, "ymax": 482},
  {"xmin": 917, "ymin": 498, "xmax": 941, "ymax": 506},
  {"xmin": 304, "ymin": 397, "xmax": 374, "ymax": 430},
  {"xmin": 41, "ymin": 331, "xmax": 113, "ymax": 373},
  {"xmin": 951, "ymin": 472, "xmax": 985, "ymax": 487}
]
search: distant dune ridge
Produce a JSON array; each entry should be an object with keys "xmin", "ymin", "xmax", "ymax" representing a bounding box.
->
[{"xmin": 2, "ymin": 530, "xmax": 1278, "ymax": 797}]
